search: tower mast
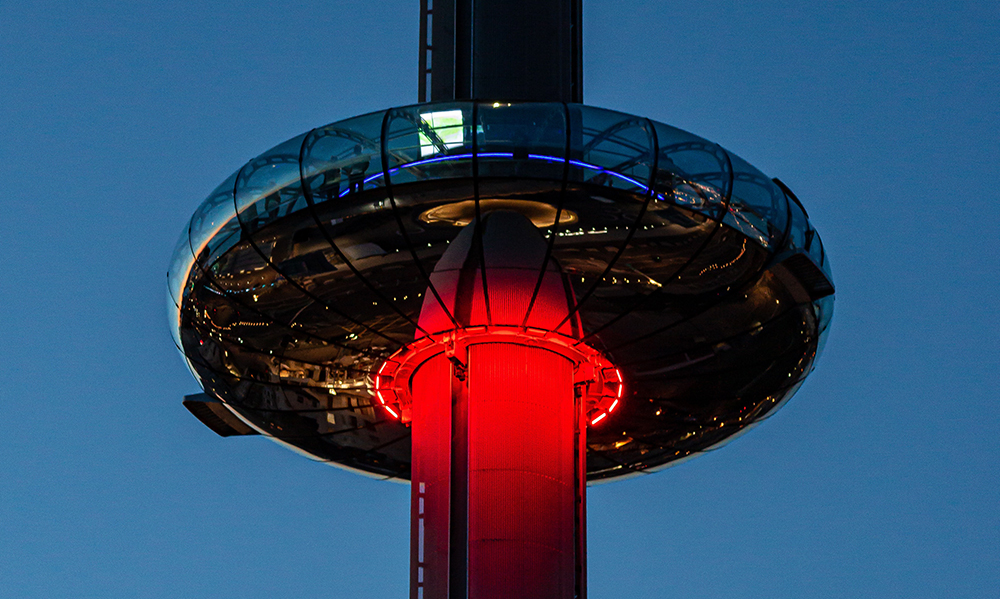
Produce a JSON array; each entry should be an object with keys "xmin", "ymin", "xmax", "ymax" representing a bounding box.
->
[
  {"xmin": 418, "ymin": 0, "xmax": 583, "ymax": 103},
  {"xmin": 413, "ymin": 10, "xmax": 589, "ymax": 592},
  {"xmin": 170, "ymin": 2, "xmax": 836, "ymax": 598},
  {"xmin": 396, "ymin": 212, "xmax": 597, "ymax": 599}
]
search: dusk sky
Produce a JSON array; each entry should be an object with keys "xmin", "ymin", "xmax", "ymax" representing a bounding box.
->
[{"xmin": 1, "ymin": 1, "xmax": 997, "ymax": 597}]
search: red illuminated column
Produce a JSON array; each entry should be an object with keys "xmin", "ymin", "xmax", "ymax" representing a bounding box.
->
[
  {"xmin": 409, "ymin": 343, "xmax": 586, "ymax": 599},
  {"xmin": 466, "ymin": 342, "xmax": 580, "ymax": 598},
  {"xmin": 404, "ymin": 211, "xmax": 590, "ymax": 599},
  {"xmin": 410, "ymin": 354, "xmax": 454, "ymax": 599}
]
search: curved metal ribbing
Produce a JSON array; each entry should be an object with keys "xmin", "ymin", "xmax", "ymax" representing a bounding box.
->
[
  {"xmin": 229, "ymin": 162, "xmax": 405, "ymax": 350},
  {"xmin": 556, "ymin": 117, "xmax": 660, "ymax": 332},
  {"xmin": 576, "ymin": 143, "xmax": 738, "ymax": 347},
  {"xmin": 379, "ymin": 108, "xmax": 461, "ymax": 330},
  {"xmin": 521, "ymin": 102, "xmax": 573, "ymax": 329},
  {"xmin": 297, "ymin": 127, "xmax": 435, "ymax": 340},
  {"xmin": 599, "ymin": 174, "xmax": 802, "ymax": 355},
  {"xmin": 168, "ymin": 101, "xmax": 833, "ymax": 485},
  {"xmin": 184, "ymin": 215, "xmax": 384, "ymax": 363},
  {"xmin": 579, "ymin": 117, "xmax": 647, "ymax": 155},
  {"xmin": 175, "ymin": 262, "xmax": 387, "ymax": 426}
]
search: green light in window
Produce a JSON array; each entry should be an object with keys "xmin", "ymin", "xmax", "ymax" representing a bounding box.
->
[{"xmin": 419, "ymin": 110, "xmax": 464, "ymax": 157}]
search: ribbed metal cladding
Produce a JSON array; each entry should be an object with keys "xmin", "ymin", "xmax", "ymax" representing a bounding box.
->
[
  {"xmin": 409, "ymin": 209, "xmax": 585, "ymax": 597},
  {"xmin": 466, "ymin": 343, "xmax": 577, "ymax": 599},
  {"xmin": 411, "ymin": 355, "xmax": 455, "ymax": 599}
]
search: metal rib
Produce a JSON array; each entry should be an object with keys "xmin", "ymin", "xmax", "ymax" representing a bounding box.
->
[
  {"xmin": 521, "ymin": 102, "xmax": 573, "ymax": 329},
  {"xmin": 380, "ymin": 108, "xmax": 461, "ymax": 330},
  {"xmin": 555, "ymin": 117, "xmax": 660, "ymax": 332},
  {"xmin": 297, "ymin": 127, "xmax": 435, "ymax": 340}
]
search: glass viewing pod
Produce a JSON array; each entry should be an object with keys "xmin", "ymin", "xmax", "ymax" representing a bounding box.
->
[{"xmin": 168, "ymin": 101, "xmax": 834, "ymax": 483}]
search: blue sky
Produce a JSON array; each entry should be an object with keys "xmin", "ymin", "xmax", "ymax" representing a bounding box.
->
[{"xmin": 1, "ymin": 1, "xmax": 997, "ymax": 597}]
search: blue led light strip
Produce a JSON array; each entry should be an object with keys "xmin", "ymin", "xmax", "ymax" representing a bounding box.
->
[{"xmin": 337, "ymin": 152, "xmax": 668, "ymax": 201}]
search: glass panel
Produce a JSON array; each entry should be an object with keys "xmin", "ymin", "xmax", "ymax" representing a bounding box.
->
[
  {"xmin": 419, "ymin": 108, "xmax": 465, "ymax": 157},
  {"xmin": 813, "ymin": 294, "xmax": 835, "ymax": 359},
  {"xmin": 474, "ymin": 102, "xmax": 567, "ymax": 185},
  {"xmin": 203, "ymin": 225, "xmax": 242, "ymax": 268},
  {"xmin": 167, "ymin": 216, "xmax": 194, "ymax": 308},
  {"xmin": 808, "ymin": 231, "xmax": 831, "ymax": 282},
  {"xmin": 814, "ymin": 294, "xmax": 834, "ymax": 336},
  {"xmin": 785, "ymin": 194, "xmax": 811, "ymax": 254},
  {"xmin": 234, "ymin": 132, "xmax": 309, "ymax": 236},
  {"xmin": 189, "ymin": 170, "xmax": 240, "ymax": 267},
  {"xmin": 383, "ymin": 103, "xmax": 473, "ymax": 188},
  {"xmin": 301, "ymin": 110, "xmax": 386, "ymax": 204},
  {"xmin": 166, "ymin": 285, "xmax": 184, "ymax": 355},
  {"xmin": 725, "ymin": 152, "xmax": 787, "ymax": 249},
  {"xmin": 575, "ymin": 107, "xmax": 655, "ymax": 196},
  {"xmin": 652, "ymin": 121, "xmax": 731, "ymax": 219}
]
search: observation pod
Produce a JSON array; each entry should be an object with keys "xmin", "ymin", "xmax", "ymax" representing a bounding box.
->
[
  {"xmin": 168, "ymin": 2, "xmax": 833, "ymax": 597},
  {"xmin": 168, "ymin": 101, "xmax": 834, "ymax": 597}
]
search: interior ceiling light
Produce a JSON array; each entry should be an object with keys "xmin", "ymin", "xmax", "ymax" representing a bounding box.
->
[{"xmin": 419, "ymin": 198, "xmax": 578, "ymax": 227}]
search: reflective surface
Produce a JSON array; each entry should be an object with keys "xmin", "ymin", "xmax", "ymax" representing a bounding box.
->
[{"xmin": 167, "ymin": 102, "xmax": 834, "ymax": 482}]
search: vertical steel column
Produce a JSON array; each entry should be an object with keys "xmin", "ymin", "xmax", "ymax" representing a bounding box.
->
[
  {"xmin": 410, "ymin": 343, "xmax": 583, "ymax": 599},
  {"xmin": 408, "ymin": 210, "xmax": 588, "ymax": 598},
  {"xmin": 466, "ymin": 343, "xmax": 577, "ymax": 598},
  {"xmin": 419, "ymin": 0, "xmax": 583, "ymax": 103}
]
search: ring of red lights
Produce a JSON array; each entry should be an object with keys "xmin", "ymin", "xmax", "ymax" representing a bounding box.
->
[{"xmin": 370, "ymin": 325, "xmax": 623, "ymax": 427}]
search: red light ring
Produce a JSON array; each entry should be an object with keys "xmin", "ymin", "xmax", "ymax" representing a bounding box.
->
[{"xmin": 369, "ymin": 326, "xmax": 625, "ymax": 426}]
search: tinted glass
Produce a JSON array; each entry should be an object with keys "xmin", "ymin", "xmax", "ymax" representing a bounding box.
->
[{"xmin": 168, "ymin": 101, "xmax": 834, "ymax": 481}]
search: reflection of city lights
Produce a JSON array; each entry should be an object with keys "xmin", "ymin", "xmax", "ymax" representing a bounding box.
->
[
  {"xmin": 172, "ymin": 148, "xmax": 794, "ymax": 348},
  {"xmin": 419, "ymin": 199, "xmax": 577, "ymax": 228},
  {"xmin": 699, "ymin": 238, "xmax": 747, "ymax": 276}
]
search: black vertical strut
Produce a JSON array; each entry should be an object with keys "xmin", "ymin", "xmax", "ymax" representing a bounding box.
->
[{"xmin": 419, "ymin": 0, "xmax": 582, "ymax": 103}]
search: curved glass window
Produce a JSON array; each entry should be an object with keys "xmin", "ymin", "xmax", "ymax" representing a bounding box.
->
[
  {"xmin": 234, "ymin": 133, "xmax": 309, "ymax": 234},
  {"xmin": 302, "ymin": 110, "xmax": 386, "ymax": 202},
  {"xmin": 167, "ymin": 101, "xmax": 834, "ymax": 481},
  {"xmin": 725, "ymin": 153, "xmax": 787, "ymax": 248}
]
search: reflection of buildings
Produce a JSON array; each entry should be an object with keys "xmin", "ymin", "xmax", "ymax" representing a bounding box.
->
[
  {"xmin": 169, "ymin": 2, "xmax": 835, "ymax": 596},
  {"xmin": 172, "ymin": 111, "xmax": 833, "ymax": 479}
]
